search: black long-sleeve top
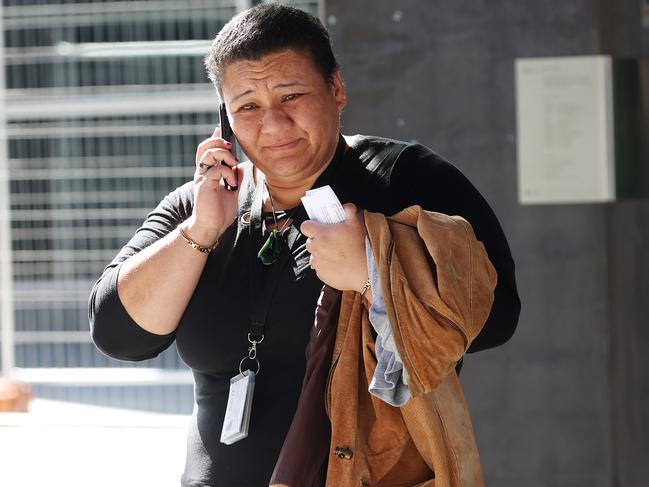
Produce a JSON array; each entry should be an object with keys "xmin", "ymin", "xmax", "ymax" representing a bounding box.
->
[{"xmin": 89, "ymin": 134, "xmax": 520, "ymax": 486}]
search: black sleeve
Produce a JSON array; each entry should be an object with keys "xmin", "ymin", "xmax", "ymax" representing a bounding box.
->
[
  {"xmin": 391, "ymin": 144, "xmax": 521, "ymax": 352},
  {"xmin": 88, "ymin": 182, "xmax": 194, "ymax": 361}
]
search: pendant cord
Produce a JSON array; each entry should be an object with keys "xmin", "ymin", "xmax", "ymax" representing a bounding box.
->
[
  {"xmin": 257, "ymin": 182, "xmax": 301, "ymax": 265},
  {"xmin": 264, "ymin": 182, "xmax": 297, "ymax": 234}
]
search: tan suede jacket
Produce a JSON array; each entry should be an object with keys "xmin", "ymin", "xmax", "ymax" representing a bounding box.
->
[{"xmin": 325, "ymin": 206, "xmax": 498, "ymax": 487}]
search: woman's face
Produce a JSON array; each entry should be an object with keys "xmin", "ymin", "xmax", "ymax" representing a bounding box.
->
[{"xmin": 221, "ymin": 49, "xmax": 347, "ymax": 188}]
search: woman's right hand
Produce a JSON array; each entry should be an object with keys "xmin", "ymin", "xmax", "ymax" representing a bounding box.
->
[{"xmin": 183, "ymin": 127, "xmax": 241, "ymax": 246}]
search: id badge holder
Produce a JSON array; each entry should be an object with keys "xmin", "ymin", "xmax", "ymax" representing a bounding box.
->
[
  {"xmin": 220, "ymin": 369, "xmax": 256, "ymax": 445},
  {"xmin": 220, "ymin": 334, "xmax": 263, "ymax": 445}
]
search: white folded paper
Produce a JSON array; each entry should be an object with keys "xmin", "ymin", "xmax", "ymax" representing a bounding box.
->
[{"xmin": 301, "ymin": 185, "xmax": 346, "ymax": 224}]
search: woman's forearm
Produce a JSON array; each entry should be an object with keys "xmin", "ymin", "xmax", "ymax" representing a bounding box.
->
[{"xmin": 117, "ymin": 221, "xmax": 219, "ymax": 335}]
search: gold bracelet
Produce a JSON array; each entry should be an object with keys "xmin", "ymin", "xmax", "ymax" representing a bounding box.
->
[
  {"xmin": 178, "ymin": 227, "xmax": 219, "ymax": 254},
  {"xmin": 360, "ymin": 279, "xmax": 372, "ymax": 296}
]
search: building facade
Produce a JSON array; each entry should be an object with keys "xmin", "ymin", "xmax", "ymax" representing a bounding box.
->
[{"xmin": 0, "ymin": 0, "xmax": 320, "ymax": 413}]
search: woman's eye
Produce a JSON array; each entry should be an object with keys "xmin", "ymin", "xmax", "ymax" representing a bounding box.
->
[
  {"xmin": 239, "ymin": 103, "xmax": 257, "ymax": 111},
  {"xmin": 283, "ymin": 93, "xmax": 302, "ymax": 102}
]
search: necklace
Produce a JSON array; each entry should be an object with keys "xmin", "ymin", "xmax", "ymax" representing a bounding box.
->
[
  {"xmin": 257, "ymin": 182, "xmax": 297, "ymax": 265},
  {"xmin": 261, "ymin": 207, "xmax": 300, "ymax": 226}
]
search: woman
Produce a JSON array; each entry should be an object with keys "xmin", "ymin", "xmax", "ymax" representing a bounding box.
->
[{"xmin": 89, "ymin": 5, "xmax": 520, "ymax": 486}]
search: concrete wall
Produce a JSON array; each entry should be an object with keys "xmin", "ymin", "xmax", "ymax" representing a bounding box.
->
[{"xmin": 325, "ymin": 1, "xmax": 649, "ymax": 485}]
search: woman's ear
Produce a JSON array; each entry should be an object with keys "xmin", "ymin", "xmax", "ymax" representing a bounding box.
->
[{"xmin": 331, "ymin": 69, "xmax": 347, "ymax": 112}]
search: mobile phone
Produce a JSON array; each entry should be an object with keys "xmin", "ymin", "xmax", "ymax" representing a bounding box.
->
[{"xmin": 219, "ymin": 103, "xmax": 238, "ymax": 191}]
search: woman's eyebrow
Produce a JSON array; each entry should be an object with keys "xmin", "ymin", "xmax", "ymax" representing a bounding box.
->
[
  {"xmin": 229, "ymin": 89, "xmax": 253, "ymax": 104},
  {"xmin": 272, "ymin": 81, "xmax": 308, "ymax": 90},
  {"xmin": 229, "ymin": 82, "xmax": 308, "ymax": 104}
]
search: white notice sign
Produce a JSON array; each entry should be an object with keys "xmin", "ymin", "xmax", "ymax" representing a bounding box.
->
[{"xmin": 515, "ymin": 56, "xmax": 615, "ymax": 204}]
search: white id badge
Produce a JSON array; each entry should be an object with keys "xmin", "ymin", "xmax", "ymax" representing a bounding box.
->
[{"xmin": 220, "ymin": 369, "xmax": 256, "ymax": 445}]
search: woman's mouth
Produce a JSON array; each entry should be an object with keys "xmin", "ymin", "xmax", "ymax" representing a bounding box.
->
[{"xmin": 266, "ymin": 139, "xmax": 301, "ymax": 152}]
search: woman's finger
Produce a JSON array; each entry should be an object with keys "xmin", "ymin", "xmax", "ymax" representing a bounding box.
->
[
  {"xmin": 195, "ymin": 161, "xmax": 232, "ymax": 181},
  {"xmin": 198, "ymin": 147, "xmax": 238, "ymax": 169},
  {"xmin": 197, "ymin": 148, "xmax": 238, "ymax": 188},
  {"xmin": 219, "ymin": 162, "xmax": 239, "ymax": 188},
  {"xmin": 194, "ymin": 161, "xmax": 239, "ymax": 190},
  {"xmin": 305, "ymin": 237, "xmax": 315, "ymax": 253},
  {"xmin": 197, "ymin": 149, "xmax": 239, "ymax": 189},
  {"xmin": 195, "ymin": 136, "xmax": 232, "ymax": 164}
]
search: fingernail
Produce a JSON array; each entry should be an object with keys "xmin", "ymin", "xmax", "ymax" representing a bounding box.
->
[{"xmin": 225, "ymin": 141, "xmax": 232, "ymax": 147}]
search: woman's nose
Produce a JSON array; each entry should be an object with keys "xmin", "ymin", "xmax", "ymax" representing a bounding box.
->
[{"xmin": 260, "ymin": 107, "xmax": 293, "ymax": 135}]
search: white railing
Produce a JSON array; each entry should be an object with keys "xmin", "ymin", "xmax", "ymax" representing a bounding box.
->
[
  {"xmin": 0, "ymin": 4, "xmax": 16, "ymax": 376},
  {"xmin": 10, "ymin": 367, "xmax": 193, "ymax": 386}
]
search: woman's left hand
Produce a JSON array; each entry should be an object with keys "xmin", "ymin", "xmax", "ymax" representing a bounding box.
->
[{"xmin": 300, "ymin": 203, "xmax": 369, "ymax": 292}]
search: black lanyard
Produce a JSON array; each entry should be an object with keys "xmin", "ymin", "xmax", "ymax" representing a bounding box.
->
[
  {"xmin": 248, "ymin": 180, "xmax": 304, "ymax": 340},
  {"xmin": 242, "ymin": 135, "xmax": 347, "ymax": 370}
]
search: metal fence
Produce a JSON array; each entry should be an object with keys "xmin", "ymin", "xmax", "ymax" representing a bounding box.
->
[{"xmin": 0, "ymin": 0, "xmax": 321, "ymax": 414}]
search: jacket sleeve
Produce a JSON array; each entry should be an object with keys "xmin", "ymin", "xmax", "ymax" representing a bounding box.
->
[
  {"xmin": 365, "ymin": 207, "xmax": 498, "ymax": 396},
  {"xmin": 391, "ymin": 143, "xmax": 521, "ymax": 352},
  {"xmin": 88, "ymin": 182, "xmax": 194, "ymax": 361}
]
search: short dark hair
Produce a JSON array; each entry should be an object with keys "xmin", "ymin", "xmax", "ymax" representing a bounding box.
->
[{"xmin": 204, "ymin": 4, "xmax": 339, "ymax": 100}]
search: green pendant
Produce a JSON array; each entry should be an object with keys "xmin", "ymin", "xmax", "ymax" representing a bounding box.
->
[{"xmin": 257, "ymin": 229, "xmax": 283, "ymax": 265}]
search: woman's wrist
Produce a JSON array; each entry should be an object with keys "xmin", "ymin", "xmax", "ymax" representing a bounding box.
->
[{"xmin": 179, "ymin": 218, "xmax": 222, "ymax": 251}]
